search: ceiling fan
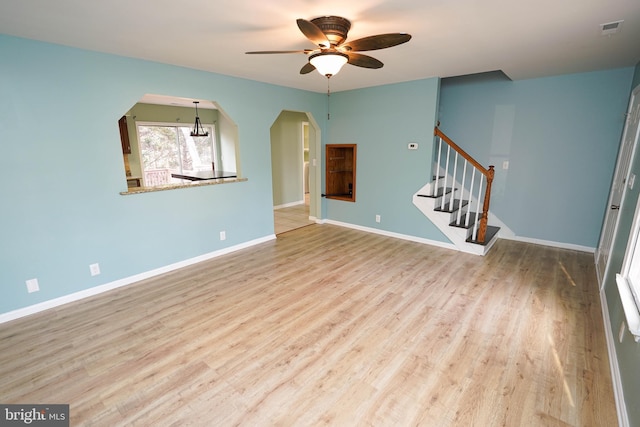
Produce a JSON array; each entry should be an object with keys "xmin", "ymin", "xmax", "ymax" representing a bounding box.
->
[{"xmin": 246, "ymin": 16, "xmax": 411, "ymax": 78}]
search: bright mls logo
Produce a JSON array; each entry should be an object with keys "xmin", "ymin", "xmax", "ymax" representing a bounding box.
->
[{"xmin": 0, "ymin": 405, "xmax": 69, "ymax": 426}]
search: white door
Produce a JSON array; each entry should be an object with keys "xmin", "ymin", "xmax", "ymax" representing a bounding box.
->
[{"xmin": 596, "ymin": 85, "xmax": 640, "ymax": 288}]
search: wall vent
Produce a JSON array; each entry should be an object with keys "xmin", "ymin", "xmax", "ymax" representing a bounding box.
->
[{"xmin": 601, "ymin": 20, "xmax": 623, "ymax": 36}]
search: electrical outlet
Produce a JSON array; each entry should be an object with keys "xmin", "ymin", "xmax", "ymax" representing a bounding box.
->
[
  {"xmin": 220, "ymin": 231, "xmax": 226, "ymax": 241},
  {"xmin": 89, "ymin": 263, "xmax": 101, "ymax": 276},
  {"xmin": 619, "ymin": 321, "xmax": 626, "ymax": 343},
  {"xmin": 375, "ymin": 215, "xmax": 381, "ymax": 223},
  {"xmin": 26, "ymin": 278, "xmax": 39, "ymax": 293},
  {"xmin": 408, "ymin": 142, "xmax": 418, "ymax": 150}
]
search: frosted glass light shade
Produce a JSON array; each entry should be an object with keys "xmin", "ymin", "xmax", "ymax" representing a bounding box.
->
[{"xmin": 309, "ymin": 52, "xmax": 348, "ymax": 77}]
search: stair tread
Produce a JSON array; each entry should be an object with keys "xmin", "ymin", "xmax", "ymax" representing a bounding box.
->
[
  {"xmin": 434, "ymin": 199, "xmax": 468, "ymax": 213},
  {"xmin": 449, "ymin": 212, "xmax": 479, "ymax": 229},
  {"xmin": 466, "ymin": 226, "xmax": 500, "ymax": 246},
  {"xmin": 417, "ymin": 187, "xmax": 456, "ymax": 198}
]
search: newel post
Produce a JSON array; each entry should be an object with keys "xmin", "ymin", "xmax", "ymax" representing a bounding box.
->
[{"xmin": 478, "ymin": 165, "xmax": 495, "ymax": 243}]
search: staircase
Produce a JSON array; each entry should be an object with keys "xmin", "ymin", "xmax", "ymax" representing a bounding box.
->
[{"xmin": 412, "ymin": 128, "xmax": 500, "ymax": 256}]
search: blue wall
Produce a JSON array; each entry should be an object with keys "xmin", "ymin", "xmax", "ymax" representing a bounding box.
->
[
  {"xmin": 0, "ymin": 35, "xmax": 326, "ymax": 315},
  {"xmin": 326, "ymin": 79, "xmax": 446, "ymax": 241},
  {"xmin": 439, "ymin": 69, "xmax": 634, "ymax": 247}
]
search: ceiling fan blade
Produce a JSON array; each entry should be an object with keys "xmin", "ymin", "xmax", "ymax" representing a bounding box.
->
[
  {"xmin": 297, "ymin": 19, "xmax": 331, "ymax": 48},
  {"xmin": 300, "ymin": 62, "xmax": 316, "ymax": 75},
  {"xmin": 342, "ymin": 33, "xmax": 411, "ymax": 52},
  {"xmin": 245, "ymin": 50, "xmax": 312, "ymax": 54},
  {"xmin": 347, "ymin": 53, "xmax": 384, "ymax": 69}
]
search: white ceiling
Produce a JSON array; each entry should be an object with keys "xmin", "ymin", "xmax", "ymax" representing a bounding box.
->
[{"xmin": 1, "ymin": 0, "xmax": 639, "ymax": 93}]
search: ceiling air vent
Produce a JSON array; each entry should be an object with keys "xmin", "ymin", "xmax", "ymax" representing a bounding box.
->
[{"xmin": 601, "ymin": 20, "xmax": 623, "ymax": 36}]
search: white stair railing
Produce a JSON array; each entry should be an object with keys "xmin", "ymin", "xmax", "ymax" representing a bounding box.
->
[{"xmin": 433, "ymin": 128, "xmax": 495, "ymax": 243}]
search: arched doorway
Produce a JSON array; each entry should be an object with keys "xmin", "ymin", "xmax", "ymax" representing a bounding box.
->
[{"xmin": 270, "ymin": 110, "xmax": 321, "ymax": 234}]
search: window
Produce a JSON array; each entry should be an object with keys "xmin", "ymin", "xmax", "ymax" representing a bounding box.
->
[
  {"xmin": 616, "ymin": 194, "xmax": 640, "ymax": 343},
  {"xmin": 137, "ymin": 123, "xmax": 216, "ymax": 187}
]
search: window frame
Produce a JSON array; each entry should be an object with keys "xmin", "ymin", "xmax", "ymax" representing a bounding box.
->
[
  {"xmin": 616, "ymin": 192, "xmax": 640, "ymax": 343},
  {"xmin": 135, "ymin": 120, "xmax": 217, "ymax": 187}
]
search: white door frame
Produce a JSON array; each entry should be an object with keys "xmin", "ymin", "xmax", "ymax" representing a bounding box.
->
[
  {"xmin": 596, "ymin": 85, "xmax": 640, "ymax": 289},
  {"xmin": 301, "ymin": 121, "xmax": 309, "ymax": 200}
]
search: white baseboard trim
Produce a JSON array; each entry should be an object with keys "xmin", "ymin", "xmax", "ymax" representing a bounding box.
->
[
  {"xmin": 274, "ymin": 200, "xmax": 304, "ymax": 210},
  {"xmin": 323, "ymin": 219, "xmax": 457, "ymax": 251},
  {"xmin": 500, "ymin": 235, "xmax": 595, "ymax": 253},
  {"xmin": 0, "ymin": 235, "xmax": 276, "ymax": 325},
  {"xmin": 599, "ymin": 288, "xmax": 629, "ymax": 427},
  {"xmin": 485, "ymin": 211, "xmax": 593, "ymax": 253}
]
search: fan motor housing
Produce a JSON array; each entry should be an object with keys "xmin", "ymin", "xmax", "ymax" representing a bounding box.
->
[{"xmin": 311, "ymin": 16, "xmax": 351, "ymax": 46}]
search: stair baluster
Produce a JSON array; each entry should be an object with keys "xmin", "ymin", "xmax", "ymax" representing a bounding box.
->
[
  {"xmin": 433, "ymin": 137, "xmax": 443, "ymax": 197},
  {"xmin": 472, "ymin": 174, "xmax": 484, "ymax": 241},
  {"xmin": 442, "ymin": 144, "xmax": 451, "ymax": 210},
  {"xmin": 465, "ymin": 168, "xmax": 476, "ymax": 228},
  {"xmin": 456, "ymin": 159, "xmax": 468, "ymax": 226},
  {"xmin": 449, "ymin": 152, "xmax": 459, "ymax": 212}
]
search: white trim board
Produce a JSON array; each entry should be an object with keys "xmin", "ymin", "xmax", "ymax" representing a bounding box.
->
[
  {"xmin": 323, "ymin": 219, "xmax": 592, "ymax": 254},
  {"xmin": 323, "ymin": 219, "xmax": 458, "ymax": 252},
  {"xmin": 273, "ymin": 200, "xmax": 305, "ymax": 210},
  {"xmin": 0, "ymin": 235, "xmax": 276, "ymax": 325},
  {"xmin": 499, "ymin": 235, "xmax": 595, "ymax": 253},
  {"xmin": 599, "ymin": 289, "xmax": 630, "ymax": 427},
  {"xmin": 492, "ymin": 215, "xmax": 594, "ymax": 253}
]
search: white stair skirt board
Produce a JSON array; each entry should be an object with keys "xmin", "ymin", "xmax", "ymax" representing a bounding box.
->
[{"xmin": 413, "ymin": 182, "xmax": 499, "ymax": 256}]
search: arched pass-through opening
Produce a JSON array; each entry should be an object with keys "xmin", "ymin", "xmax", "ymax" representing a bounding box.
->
[{"xmin": 270, "ymin": 110, "xmax": 321, "ymax": 234}]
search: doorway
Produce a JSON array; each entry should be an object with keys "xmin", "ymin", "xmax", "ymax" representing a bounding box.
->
[
  {"xmin": 596, "ymin": 85, "xmax": 640, "ymax": 288},
  {"xmin": 270, "ymin": 111, "xmax": 320, "ymax": 234}
]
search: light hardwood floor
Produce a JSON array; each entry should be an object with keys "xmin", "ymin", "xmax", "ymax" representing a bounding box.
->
[
  {"xmin": 0, "ymin": 225, "xmax": 617, "ymax": 426},
  {"xmin": 274, "ymin": 196, "xmax": 314, "ymax": 235}
]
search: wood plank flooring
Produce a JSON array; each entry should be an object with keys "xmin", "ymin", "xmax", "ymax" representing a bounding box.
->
[
  {"xmin": 274, "ymin": 197, "xmax": 314, "ymax": 235},
  {"xmin": 0, "ymin": 225, "xmax": 617, "ymax": 426}
]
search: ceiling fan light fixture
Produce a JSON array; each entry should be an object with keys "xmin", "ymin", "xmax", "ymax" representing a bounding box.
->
[
  {"xmin": 190, "ymin": 101, "xmax": 209, "ymax": 137},
  {"xmin": 309, "ymin": 52, "xmax": 349, "ymax": 77}
]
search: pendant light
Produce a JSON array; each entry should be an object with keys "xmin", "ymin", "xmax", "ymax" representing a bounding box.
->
[{"xmin": 190, "ymin": 101, "xmax": 209, "ymax": 137}]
